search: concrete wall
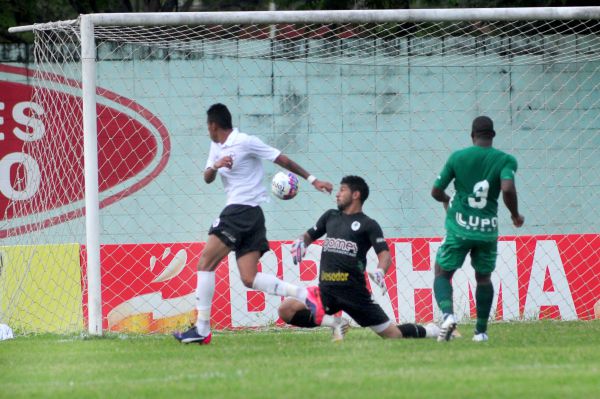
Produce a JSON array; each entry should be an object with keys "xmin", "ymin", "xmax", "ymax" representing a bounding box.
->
[{"xmin": 1, "ymin": 36, "xmax": 599, "ymax": 244}]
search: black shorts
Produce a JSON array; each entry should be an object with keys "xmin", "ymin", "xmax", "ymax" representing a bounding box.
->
[
  {"xmin": 209, "ymin": 204, "xmax": 270, "ymax": 258},
  {"xmin": 320, "ymin": 283, "xmax": 390, "ymax": 328}
]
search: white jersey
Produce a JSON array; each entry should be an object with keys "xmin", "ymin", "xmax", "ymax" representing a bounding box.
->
[{"xmin": 205, "ymin": 128, "xmax": 281, "ymax": 207}]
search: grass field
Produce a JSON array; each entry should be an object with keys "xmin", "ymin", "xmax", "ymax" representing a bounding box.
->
[{"xmin": 1, "ymin": 321, "xmax": 599, "ymax": 399}]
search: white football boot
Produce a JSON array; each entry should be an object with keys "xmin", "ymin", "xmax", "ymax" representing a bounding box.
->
[
  {"xmin": 472, "ymin": 332, "xmax": 489, "ymax": 342},
  {"xmin": 331, "ymin": 317, "xmax": 351, "ymax": 342},
  {"xmin": 437, "ymin": 314, "xmax": 457, "ymax": 342}
]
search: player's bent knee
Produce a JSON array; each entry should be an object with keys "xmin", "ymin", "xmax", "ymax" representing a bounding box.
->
[
  {"xmin": 278, "ymin": 298, "xmax": 305, "ymax": 323},
  {"xmin": 277, "ymin": 302, "xmax": 293, "ymax": 323},
  {"xmin": 278, "ymin": 307, "xmax": 293, "ymax": 323}
]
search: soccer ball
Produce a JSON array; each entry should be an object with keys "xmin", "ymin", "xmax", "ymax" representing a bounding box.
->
[{"xmin": 271, "ymin": 171, "xmax": 299, "ymax": 200}]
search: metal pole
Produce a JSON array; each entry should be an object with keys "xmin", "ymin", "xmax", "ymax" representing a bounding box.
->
[
  {"xmin": 9, "ymin": 7, "xmax": 600, "ymax": 33},
  {"xmin": 80, "ymin": 15, "xmax": 103, "ymax": 336},
  {"xmin": 88, "ymin": 7, "xmax": 600, "ymax": 26}
]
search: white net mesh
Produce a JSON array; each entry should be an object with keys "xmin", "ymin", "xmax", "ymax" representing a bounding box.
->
[{"xmin": 1, "ymin": 11, "xmax": 599, "ymax": 334}]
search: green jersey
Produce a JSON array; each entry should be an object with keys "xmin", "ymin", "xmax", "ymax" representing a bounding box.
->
[{"xmin": 434, "ymin": 145, "xmax": 517, "ymax": 241}]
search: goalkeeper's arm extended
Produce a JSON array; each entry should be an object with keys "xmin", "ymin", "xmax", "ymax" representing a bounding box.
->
[
  {"xmin": 368, "ymin": 250, "xmax": 392, "ymax": 294},
  {"xmin": 291, "ymin": 232, "xmax": 314, "ymax": 265}
]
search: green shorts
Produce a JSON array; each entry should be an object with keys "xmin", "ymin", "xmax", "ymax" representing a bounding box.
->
[{"xmin": 435, "ymin": 233, "xmax": 498, "ymax": 274}]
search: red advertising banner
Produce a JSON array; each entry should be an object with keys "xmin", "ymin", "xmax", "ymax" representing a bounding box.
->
[
  {"xmin": 81, "ymin": 234, "xmax": 600, "ymax": 333},
  {"xmin": 0, "ymin": 64, "xmax": 170, "ymax": 238}
]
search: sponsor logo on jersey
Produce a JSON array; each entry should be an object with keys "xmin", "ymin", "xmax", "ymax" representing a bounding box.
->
[
  {"xmin": 351, "ymin": 221, "xmax": 361, "ymax": 231},
  {"xmin": 455, "ymin": 212, "xmax": 498, "ymax": 232},
  {"xmin": 212, "ymin": 218, "xmax": 220, "ymax": 228},
  {"xmin": 320, "ymin": 271, "xmax": 349, "ymax": 282},
  {"xmin": 322, "ymin": 237, "xmax": 358, "ymax": 257}
]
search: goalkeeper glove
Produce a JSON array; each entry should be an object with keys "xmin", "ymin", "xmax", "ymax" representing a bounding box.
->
[
  {"xmin": 291, "ymin": 239, "xmax": 306, "ymax": 265},
  {"xmin": 368, "ymin": 268, "xmax": 387, "ymax": 294}
]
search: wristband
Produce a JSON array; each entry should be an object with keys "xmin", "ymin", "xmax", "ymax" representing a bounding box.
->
[
  {"xmin": 209, "ymin": 164, "xmax": 218, "ymax": 171},
  {"xmin": 307, "ymin": 175, "xmax": 317, "ymax": 184}
]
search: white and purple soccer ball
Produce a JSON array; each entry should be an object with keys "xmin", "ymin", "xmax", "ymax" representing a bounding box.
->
[{"xmin": 271, "ymin": 171, "xmax": 299, "ymax": 200}]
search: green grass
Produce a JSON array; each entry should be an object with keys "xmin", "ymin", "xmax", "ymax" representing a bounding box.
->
[{"xmin": 1, "ymin": 321, "xmax": 599, "ymax": 399}]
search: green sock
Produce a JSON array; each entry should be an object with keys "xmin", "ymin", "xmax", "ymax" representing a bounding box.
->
[
  {"xmin": 434, "ymin": 275, "xmax": 453, "ymax": 315},
  {"xmin": 475, "ymin": 282, "xmax": 494, "ymax": 333}
]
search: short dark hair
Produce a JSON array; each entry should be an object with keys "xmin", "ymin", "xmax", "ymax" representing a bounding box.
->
[
  {"xmin": 207, "ymin": 103, "xmax": 233, "ymax": 129},
  {"xmin": 340, "ymin": 175, "xmax": 369, "ymax": 204},
  {"xmin": 471, "ymin": 115, "xmax": 495, "ymax": 139}
]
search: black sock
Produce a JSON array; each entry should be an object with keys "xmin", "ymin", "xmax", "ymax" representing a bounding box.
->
[
  {"xmin": 397, "ymin": 323, "xmax": 426, "ymax": 338},
  {"xmin": 289, "ymin": 309, "xmax": 318, "ymax": 328},
  {"xmin": 475, "ymin": 282, "xmax": 494, "ymax": 334}
]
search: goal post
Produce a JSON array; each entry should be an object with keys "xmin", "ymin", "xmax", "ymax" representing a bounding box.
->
[
  {"xmin": 3, "ymin": 8, "xmax": 600, "ymax": 336},
  {"xmin": 80, "ymin": 15, "xmax": 102, "ymax": 336}
]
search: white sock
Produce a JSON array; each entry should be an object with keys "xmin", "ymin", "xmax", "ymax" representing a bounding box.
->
[
  {"xmin": 252, "ymin": 272, "xmax": 305, "ymax": 301},
  {"xmin": 296, "ymin": 286, "xmax": 308, "ymax": 304},
  {"xmin": 195, "ymin": 271, "xmax": 215, "ymax": 336},
  {"xmin": 321, "ymin": 314, "xmax": 338, "ymax": 328},
  {"xmin": 424, "ymin": 323, "xmax": 441, "ymax": 338}
]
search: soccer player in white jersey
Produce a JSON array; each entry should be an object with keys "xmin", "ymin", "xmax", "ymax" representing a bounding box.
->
[{"xmin": 174, "ymin": 103, "xmax": 333, "ymax": 344}]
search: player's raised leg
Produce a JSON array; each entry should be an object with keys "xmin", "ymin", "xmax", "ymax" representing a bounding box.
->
[{"xmin": 237, "ymin": 251, "xmax": 308, "ymax": 302}]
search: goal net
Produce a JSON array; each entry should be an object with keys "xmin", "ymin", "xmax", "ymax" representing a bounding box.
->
[{"xmin": 1, "ymin": 8, "xmax": 599, "ymax": 334}]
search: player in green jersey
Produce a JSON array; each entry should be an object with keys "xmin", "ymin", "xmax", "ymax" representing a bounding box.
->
[{"xmin": 431, "ymin": 116, "xmax": 525, "ymax": 342}]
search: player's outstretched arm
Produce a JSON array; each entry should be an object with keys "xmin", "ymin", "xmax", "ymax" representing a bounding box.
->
[
  {"xmin": 501, "ymin": 179, "xmax": 524, "ymax": 227},
  {"xmin": 274, "ymin": 154, "xmax": 333, "ymax": 193}
]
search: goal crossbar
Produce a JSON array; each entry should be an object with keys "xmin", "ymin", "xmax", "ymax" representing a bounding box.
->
[{"xmin": 8, "ymin": 7, "xmax": 600, "ymax": 33}]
